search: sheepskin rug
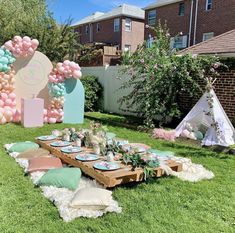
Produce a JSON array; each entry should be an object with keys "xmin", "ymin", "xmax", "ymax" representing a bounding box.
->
[
  {"xmin": 4, "ymin": 144, "xmax": 122, "ymax": 222},
  {"xmin": 4, "ymin": 143, "xmax": 214, "ymax": 221}
]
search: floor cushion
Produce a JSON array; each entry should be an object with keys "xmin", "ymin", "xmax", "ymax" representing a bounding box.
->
[
  {"xmin": 70, "ymin": 188, "xmax": 112, "ymax": 210},
  {"xmin": 9, "ymin": 141, "xmax": 39, "ymax": 153},
  {"xmin": 37, "ymin": 168, "xmax": 81, "ymax": 190},
  {"xmin": 17, "ymin": 148, "xmax": 50, "ymax": 159},
  {"xmin": 28, "ymin": 157, "xmax": 63, "ymax": 173}
]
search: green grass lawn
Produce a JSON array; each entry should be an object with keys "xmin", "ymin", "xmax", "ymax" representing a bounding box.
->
[{"xmin": 0, "ymin": 120, "xmax": 235, "ymax": 233}]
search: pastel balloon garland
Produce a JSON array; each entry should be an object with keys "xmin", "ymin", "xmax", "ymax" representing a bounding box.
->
[
  {"xmin": 0, "ymin": 36, "xmax": 39, "ymax": 125},
  {"xmin": 45, "ymin": 60, "xmax": 82, "ymax": 124}
]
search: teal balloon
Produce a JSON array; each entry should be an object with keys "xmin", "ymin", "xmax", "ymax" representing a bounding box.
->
[
  {"xmin": 194, "ymin": 131, "xmax": 204, "ymax": 141},
  {"xmin": 48, "ymin": 82, "xmax": 65, "ymax": 97},
  {"xmin": 0, "ymin": 48, "xmax": 15, "ymax": 73}
]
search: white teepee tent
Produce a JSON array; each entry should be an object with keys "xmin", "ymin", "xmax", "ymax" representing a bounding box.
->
[{"xmin": 175, "ymin": 89, "xmax": 235, "ymax": 147}]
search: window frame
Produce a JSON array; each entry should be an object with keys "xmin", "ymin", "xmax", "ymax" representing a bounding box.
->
[
  {"xmin": 148, "ymin": 10, "xmax": 157, "ymax": 26},
  {"xmin": 202, "ymin": 32, "xmax": 214, "ymax": 41},
  {"xmin": 114, "ymin": 18, "xmax": 120, "ymax": 32},
  {"xmin": 124, "ymin": 44, "xmax": 131, "ymax": 53},
  {"xmin": 96, "ymin": 23, "xmax": 101, "ymax": 33},
  {"xmin": 85, "ymin": 25, "xmax": 89, "ymax": 34},
  {"xmin": 171, "ymin": 35, "xmax": 188, "ymax": 49},
  {"xmin": 179, "ymin": 3, "xmax": 185, "ymax": 16},
  {"xmin": 206, "ymin": 0, "xmax": 212, "ymax": 11},
  {"xmin": 125, "ymin": 18, "xmax": 132, "ymax": 32}
]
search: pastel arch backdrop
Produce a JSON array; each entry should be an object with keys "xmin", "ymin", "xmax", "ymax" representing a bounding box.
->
[{"xmin": 0, "ymin": 35, "xmax": 83, "ymax": 125}]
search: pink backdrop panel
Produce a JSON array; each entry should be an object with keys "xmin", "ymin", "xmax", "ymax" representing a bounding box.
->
[{"xmin": 13, "ymin": 51, "xmax": 53, "ymax": 110}]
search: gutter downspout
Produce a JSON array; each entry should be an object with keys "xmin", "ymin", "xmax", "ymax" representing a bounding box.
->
[
  {"xmin": 188, "ymin": 0, "xmax": 194, "ymax": 47},
  {"xmin": 193, "ymin": 0, "xmax": 199, "ymax": 45}
]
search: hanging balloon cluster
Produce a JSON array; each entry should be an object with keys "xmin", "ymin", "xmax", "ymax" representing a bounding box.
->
[
  {"xmin": 44, "ymin": 60, "xmax": 82, "ymax": 124},
  {"xmin": 0, "ymin": 36, "xmax": 39, "ymax": 125}
]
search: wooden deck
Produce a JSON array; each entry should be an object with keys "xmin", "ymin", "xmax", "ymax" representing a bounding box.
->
[{"xmin": 36, "ymin": 139, "xmax": 183, "ymax": 188}]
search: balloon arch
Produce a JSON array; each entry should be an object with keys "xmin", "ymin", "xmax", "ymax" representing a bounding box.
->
[{"xmin": 0, "ymin": 36, "xmax": 82, "ymax": 125}]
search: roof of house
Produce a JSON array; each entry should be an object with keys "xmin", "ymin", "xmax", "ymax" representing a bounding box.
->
[
  {"xmin": 178, "ymin": 29, "xmax": 235, "ymax": 56},
  {"xmin": 144, "ymin": 0, "xmax": 183, "ymax": 10},
  {"xmin": 72, "ymin": 4, "xmax": 145, "ymax": 27}
]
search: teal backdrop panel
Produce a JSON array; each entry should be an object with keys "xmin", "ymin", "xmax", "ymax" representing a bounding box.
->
[{"xmin": 63, "ymin": 78, "xmax": 84, "ymax": 124}]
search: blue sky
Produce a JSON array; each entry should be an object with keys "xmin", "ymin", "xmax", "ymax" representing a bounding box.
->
[{"xmin": 47, "ymin": 0, "xmax": 154, "ymax": 23}]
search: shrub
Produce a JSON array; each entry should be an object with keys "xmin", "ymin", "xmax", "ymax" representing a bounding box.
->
[
  {"xmin": 81, "ymin": 75, "xmax": 103, "ymax": 112},
  {"xmin": 119, "ymin": 22, "xmax": 220, "ymax": 128}
]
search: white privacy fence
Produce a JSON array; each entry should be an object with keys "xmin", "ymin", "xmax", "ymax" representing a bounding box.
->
[{"xmin": 81, "ymin": 66, "xmax": 134, "ymax": 115}]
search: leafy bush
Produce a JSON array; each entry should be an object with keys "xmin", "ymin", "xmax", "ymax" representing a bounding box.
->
[
  {"xmin": 81, "ymin": 75, "xmax": 103, "ymax": 112},
  {"xmin": 119, "ymin": 22, "xmax": 219, "ymax": 128}
]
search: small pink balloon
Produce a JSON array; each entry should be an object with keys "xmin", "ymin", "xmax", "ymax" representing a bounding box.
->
[
  {"xmin": 5, "ymin": 99, "xmax": 12, "ymax": 106},
  {"xmin": 0, "ymin": 116, "xmax": 7, "ymax": 125},
  {"xmin": 0, "ymin": 93, "xmax": 8, "ymax": 101},
  {"xmin": 9, "ymin": 93, "xmax": 16, "ymax": 100},
  {"xmin": 58, "ymin": 67, "xmax": 65, "ymax": 73},
  {"xmin": 4, "ymin": 110, "xmax": 13, "ymax": 122},
  {"xmin": 23, "ymin": 36, "xmax": 31, "ymax": 42},
  {"xmin": 31, "ymin": 39, "xmax": 39, "ymax": 48},
  {"xmin": 0, "ymin": 100, "xmax": 4, "ymax": 107},
  {"xmin": 4, "ymin": 41, "xmax": 13, "ymax": 50},
  {"xmin": 63, "ymin": 60, "xmax": 70, "ymax": 66},
  {"xmin": 48, "ymin": 118, "xmax": 57, "ymax": 124},
  {"xmin": 73, "ymin": 70, "xmax": 82, "ymax": 79},
  {"xmin": 28, "ymin": 47, "xmax": 35, "ymax": 56}
]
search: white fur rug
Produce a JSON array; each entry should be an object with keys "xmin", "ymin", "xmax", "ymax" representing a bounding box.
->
[
  {"xmin": 4, "ymin": 144, "xmax": 122, "ymax": 222},
  {"xmin": 4, "ymin": 143, "xmax": 214, "ymax": 221}
]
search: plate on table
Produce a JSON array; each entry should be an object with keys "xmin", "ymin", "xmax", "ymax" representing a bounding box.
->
[
  {"xmin": 93, "ymin": 162, "xmax": 120, "ymax": 171},
  {"xmin": 148, "ymin": 149, "xmax": 175, "ymax": 157},
  {"xmin": 123, "ymin": 143, "xmax": 150, "ymax": 153},
  {"xmin": 50, "ymin": 141, "xmax": 71, "ymax": 147},
  {"xmin": 76, "ymin": 154, "xmax": 99, "ymax": 161},
  {"xmin": 37, "ymin": 135, "xmax": 57, "ymax": 141},
  {"xmin": 61, "ymin": 146, "xmax": 82, "ymax": 154}
]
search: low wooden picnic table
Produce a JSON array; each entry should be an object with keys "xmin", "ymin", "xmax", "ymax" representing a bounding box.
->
[{"xmin": 36, "ymin": 138, "xmax": 182, "ymax": 188}]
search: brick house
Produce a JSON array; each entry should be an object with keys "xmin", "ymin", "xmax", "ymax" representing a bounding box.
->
[
  {"xmin": 72, "ymin": 4, "xmax": 145, "ymax": 53},
  {"xmin": 144, "ymin": 0, "xmax": 235, "ymax": 49},
  {"xmin": 178, "ymin": 29, "xmax": 235, "ymax": 120}
]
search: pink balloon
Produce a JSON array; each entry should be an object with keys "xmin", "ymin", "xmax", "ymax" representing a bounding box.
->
[
  {"xmin": 4, "ymin": 41, "xmax": 13, "ymax": 50},
  {"xmin": 5, "ymin": 99, "xmax": 12, "ymax": 106},
  {"xmin": 9, "ymin": 93, "xmax": 16, "ymax": 100},
  {"xmin": 31, "ymin": 39, "xmax": 39, "ymax": 48},
  {"xmin": 4, "ymin": 110, "xmax": 13, "ymax": 122},
  {"xmin": 1, "ymin": 93, "xmax": 8, "ymax": 101},
  {"xmin": 0, "ymin": 116, "xmax": 6, "ymax": 125},
  {"xmin": 0, "ymin": 100, "xmax": 4, "ymax": 107},
  {"xmin": 73, "ymin": 70, "xmax": 82, "ymax": 79},
  {"xmin": 13, "ymin": 110, "xmax": 21, "ymax": 123},
  {"xmin": 63, "ymin": 60, "xmax": 70, "ymax": 66},
  {"xmin": 48, "ymin": 118, "xmax": 57, "ymax": 124},
  {"xmin": 23, "ymin": 36, "xmax": 31, "ymax": 42}
]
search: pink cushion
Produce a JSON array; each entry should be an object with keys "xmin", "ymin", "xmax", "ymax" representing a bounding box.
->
[{"xmin": 28, "ymin": 157, "xmax": 63, "ymax": 173}]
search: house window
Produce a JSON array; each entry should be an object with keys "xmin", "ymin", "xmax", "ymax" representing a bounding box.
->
[
  {"xmin": 125, "ymin": 18, "xmax": 132, "ymax": 32},
  {"xmin": 85, "ymin": 25, "xmax": 89, "ymax": 34},
  {"xmin": 206, "ymin": 0, "xmax": 212, "ymax": 11},
  {"xmin": 97, "ymin": 23, "xmax": 100, "ymax": 32},
  {"xmin": 148, "ymin": 10, "xmax": 156, "ymax": 25},
  {"xmin": 179, "ymin": 3, "xmax": 185, "ymax": 16},
  {"xmin": 203, "ymin": 32, "xmax": 214, "ymax": 41},
  {"xmin": 170, "ymin": 35, "xmax": 188, "ymax": 49},
  {"xmin": 114, "ymin": 18, "xmax": 120, "ymax": 32},
  {"xmin": 124, "ymin": 45, "xmax": 131, "ymax": 53}
]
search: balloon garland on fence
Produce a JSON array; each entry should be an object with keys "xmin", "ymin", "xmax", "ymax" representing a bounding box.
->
[
  {"xmin": 44, "ymin": 60, "xmax": 82, "ymax": 124},
  {"xmin": 0, "ymin": 36, "xmax": 39, "ymax": 125}
]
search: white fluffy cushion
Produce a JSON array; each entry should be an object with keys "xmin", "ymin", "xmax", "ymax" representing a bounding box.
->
[{"xmin": 70, "ymin": 188, "xmax": 113, "ymax": 210}]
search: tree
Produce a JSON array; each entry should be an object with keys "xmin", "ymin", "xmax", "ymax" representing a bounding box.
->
[
  {"xmin": 119, "ymin": 22, "xmax": 219, "ymax": 128},
  {"xmin": 0, "ymin": 0, "xmax": 79, "ymax": 62}
]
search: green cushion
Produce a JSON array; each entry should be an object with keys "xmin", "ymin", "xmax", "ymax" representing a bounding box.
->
[
  {"xmin": 37, "ymin": 168, "xmax": 82, "ymax": 190},
  {"xmin": 194, "ymin": 131, "xmax": 204, "ymax": 141},
  {"xmin": 9, "ymin": 142, "xmax": 39, "ymax": 153}
]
